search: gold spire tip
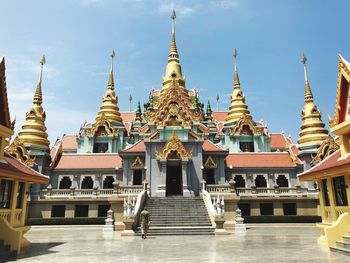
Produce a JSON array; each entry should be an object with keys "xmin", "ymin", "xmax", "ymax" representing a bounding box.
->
[
  {"xmin": 233, "ymin": 49, "xmax": 238, "ymax": 71},
  {"xmin": 171, "ymin": 9, "xmax": 176, "ymax": 20},
  {"xmin": 300, "ymin": 52, "xmax": 307, "ymax": 65},
  {"xmin": 40, "ymin": 54, "xmax": 46, "ymax": 66}
]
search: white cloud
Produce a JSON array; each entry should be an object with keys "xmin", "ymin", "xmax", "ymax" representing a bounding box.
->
[{"xmin": 216, "ymin": 0, "xmax": 238, "ymax": 9}]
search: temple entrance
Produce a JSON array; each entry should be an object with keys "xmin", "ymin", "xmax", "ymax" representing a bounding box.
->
[{"xmin": 166, "ymin": 161, "xmax": 183, "ymax": 196}]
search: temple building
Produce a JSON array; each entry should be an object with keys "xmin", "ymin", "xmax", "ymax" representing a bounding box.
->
[
  {"xmin": 0, "ymin": 57, "xmax": 48, "ymax": 254},
  {"xmin": 299, "ymin": 55, "xmax": 350, "ymax": 254},
  {"xmin": 9, "ymin": 11, "xmax": 323, "ymax": 229}
]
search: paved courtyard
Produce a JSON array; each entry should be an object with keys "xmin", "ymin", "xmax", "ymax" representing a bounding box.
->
[{"xmin": 4, "ymin": 225, "xmax": 349, "ymax": 263}]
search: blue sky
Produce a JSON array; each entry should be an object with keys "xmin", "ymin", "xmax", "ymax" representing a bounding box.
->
[{"xmin": 1, "ymin": 0, "xmax": 349, "ymax": 145}]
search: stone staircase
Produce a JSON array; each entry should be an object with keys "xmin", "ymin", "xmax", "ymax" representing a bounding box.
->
[
  {"xmin": 0, "ymin": 239, "xmax": 16, "ymax": 260},
  {"xmin": 136, "ymin": 196, "xmax": 214, "ymax": 236},
  {"xmin": 331, "ymin": 232, "xmax": 350, "ymax": 256}
]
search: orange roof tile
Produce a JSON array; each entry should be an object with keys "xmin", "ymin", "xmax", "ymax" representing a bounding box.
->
[
  {"xmin": 0, "ymin": 155, "xmax": 48, "ymax": 183},
  {"xmin": 212, "ymin": 112, "xmax": 228, "ymax": 122},
  {"xmin": 270, "ymin": 133, "xmax": 288, "ymax": 149},
  {"xmin": 62, "ymin": 134, "xmax": 77, "ymax": 151},
  {"xmin": 54, "ymin": 154, "xmax": 122, "ymax": 169},
  {"xmin": 122, "ymin": 140, "xmax": 146, "ymax": 153},
  {"xmin": 299, "ymin": 150, "xmax": 350, "ymax": 180},
  {"xmin": 226, "ymin": 153, "xmax": 296, "ymax": 168},
  {"xmin": 202, "ymin": 140, "xmax": 226, "ymax": 152},
  {"xmin": 120, "ymin": 112, "xmax": 136, "ymax": 123}
]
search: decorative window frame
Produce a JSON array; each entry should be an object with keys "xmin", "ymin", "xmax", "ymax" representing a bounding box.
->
[
  {"xmin": 274, "ymin": 173, "xmax": 290, "ymax": 187},
  {"xmin": 80, "ymin": 175, "xmax": 95, "ymax": 189},
  {"xmin": 253, "ymin": 173, "xmax": 269, "ymax": 187},
  {"xmin": 58, "ymin": 175, "xmax": 74, "ymax": 189}
]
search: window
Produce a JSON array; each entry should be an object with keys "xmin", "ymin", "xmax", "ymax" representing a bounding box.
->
[
  {"xmin": 332, "ymin": 176, "xmax": 348, "ymax": 206},
  {"xmin": 75, "ymin": 205, "xmax": 89, "ymax": 217},
  {"xmin": 51, "ymin": 205, "xmax": 65, "ymax": 217},
  {"xmin": 321, "ymin": 179, "xmax": 330, "ymax": 206},
  {"xmin": 81, "ymin": 176, "xmax": 94, "ymax": 189},
  {"xmin": 276, "ymin": 175, "xmax": 289, "ymax": 187},
  {"xmin": 103, "ymin": 176, "xmax": 115, "ymax": 189},
  {"xmin": 238, "ymin": 203, "xmax": 251, "ymax": 216},
  {"xmin": 239, "ymin": 142, "xmax": 254, "ymax": 152},
  {"xmin": 93, "ymin": 142, "xmax": 108, "ymax": 153},
  {"xmin": 260, "ymin": 203, "xmax": 273, "ymax": 215},
  {"xmin": 16, "ymin": 182, "xmax": 25, "ymax": 209},
  {"xmin": 0, "ymin": 179, "xmax": 13, "ymax": 209},
  {"xmin": 283, "ymin": 203, "xmax": 296, "ymax": 215},
  {"xmin": 234, "ymin": 175, "xmax": 245, "ymax": 187},
  {"xmin": 98, "ymin": 205, "xmax": 111, "ymax": 217},
  {"xmin": 255, "ymin": 175, "xmax": 267, "ymax": 187},
  {"xmin": 59, "ymin": 176, "xmax": 72, "ymax": 189}
]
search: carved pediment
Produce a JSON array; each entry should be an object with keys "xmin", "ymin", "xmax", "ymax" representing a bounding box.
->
[
  {"xmin": 6, "ymin": 137, "xmax": 36, "ymax": 167},
  {"xmin": 86, "ymin": 113, "xmax": 117, "ymax": 136},
  {"xmin": 230, "ymin": 114, "xmax": 260, "ymax": 135},
  {"xmin": 155, "ymin": 131, "xmax": 192, "ymax": 160},
  {"xmin": 131, "ymin": 156, "xmax": 144, "ymax": 168},
  {"xmin": 204, "ymin": 156, "xmax": 217, "ymax": 168},
  {"xmin": 312, "ymin": 135, "xmax": 340, "ymax": 165}
]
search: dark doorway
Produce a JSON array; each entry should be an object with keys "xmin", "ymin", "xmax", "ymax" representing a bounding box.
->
[
  {"xmin": 59, "ymin": 176, "xmax": 72, "ymax": 189},
  {"xmin": 166, "ymin": 162, "xmax": 182, "ymax": 196},
  {"xmin": 81, "ymin": 176, "xmax": 93, "ymax": 189},
  {"xmin": 103, "ymin": 176, "xmax": 114, "ymax": 189},
  {"xmin": 255, "ymin": 175, "xmax": 267, "ymax": 187},
  {"xmin": 277, "ymin": 175, "xmax": 289, "ymax": 187},
  {"xmin": 234, "ymin": 175, "xmax": 246, "ymax": 187},
  {"xmin": 205, "ymin": 169, "xmax": 215, "ymax": 184},
  {"xmin": 133, "ymin": 170, "xmax": 143, "ymax": 185}
]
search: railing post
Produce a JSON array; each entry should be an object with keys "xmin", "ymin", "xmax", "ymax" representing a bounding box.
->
[
  {"xmin": 251, "ymin": 185, "xmax": 257, "ymax": 194},
  {"xmin": 229, "ymin": 179, "xmax": 236, "ymax": 194},
  {"xmin": 46, "ymin": 184, "xmax": 52, "ymax": 199},
  {"xmin": 93, "ymin": 186, "xmax": 98, "ymax": 198},
  {"xmin": 69, "ymin": 186, "xmax": 76, "ymax": 199},
  {"xmin": 113, "ymin": 181, "xmax": 120, "ymax": 195},
  {"xmin": 200, "ymin": 180, "xmax": 206, "ymax": 192},
  {"xmin": 273, "ymin": 184, "xmax": 279, "ymax": 194}
]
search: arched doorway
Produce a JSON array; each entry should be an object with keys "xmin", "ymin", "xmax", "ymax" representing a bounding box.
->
[
  {"xmin": 255, "ymin": 175, "xmax": 267, "ymax": 187},
  {"xmin": 166, "ymin": 151, "xmax": 183, "ymax": 196},
  {"xmin": 276, "ymin": 175, "xmax": 289, "ymax": 187}
]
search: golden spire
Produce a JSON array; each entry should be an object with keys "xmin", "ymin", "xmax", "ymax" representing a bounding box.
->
[
  {"xmin": 297, "ymin": 53, "xmax": 328, "ymax": 148},
  {"xmin": 18, "ymin": 55, "xmax": 50, "ymax": 150},
  {"xmin": 162, "ymin": 9, "xmax": 185, "ymax": 89},
  {"xmin": 96, "ymin": 49, "xmax": 123, "ymax": 124},
  {"xmin": 225, "ymin": 49, "xmax": 251, "ymax": 123}
]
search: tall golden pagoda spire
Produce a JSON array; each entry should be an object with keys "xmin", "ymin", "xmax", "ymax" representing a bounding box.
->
[
  {"xmin": 162, "ymin": 10, "xmax": 185, "ymax": 89},
  {"xmin": 225, "ymin": 49, "xmax": 251, "ymax": 123},
  {"xmin": 18, "ymin": 55, "xmax": 50, "ymax": 150},
  {"xmin": 96, "ymin": 49, "xmax": 123, "ymax": 124},
  {"xmin": 297, "ymin": 53, "xmax": 328, "ymax": 147}
]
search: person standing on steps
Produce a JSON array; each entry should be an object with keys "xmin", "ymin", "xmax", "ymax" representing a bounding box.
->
[{"xmin": 140, "ymin": 208, "xmax": 150, "ymax": 239}]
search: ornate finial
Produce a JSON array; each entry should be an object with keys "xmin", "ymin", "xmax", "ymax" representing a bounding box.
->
[
  {"xmin": 171, "ymin": 9, "xmax": 176, "ymax": 30},
  {"xmin": 129, "ymin": 94, "xmax": 133, "ymax": 112},
  {"xmin": 34, "ymin": 54, "xmax": 45, "ymax": 105},
  {"xmin": 108, "ymin": 49, "xmax": 115, "ymax": 87},
  {"xmin": 206, "ymin": 100, "xmax": 212, "ymax": 116},
  {"xmin": 301, "ymin": 52, "xmax": 313, "ymax": 102},
  {"xmin": 216, "ymin": 94, "xmax": 219, "ymax": 111},
  {"xmin": 233, "ymin": 49, "xmax": 238, "ymax": 72}
]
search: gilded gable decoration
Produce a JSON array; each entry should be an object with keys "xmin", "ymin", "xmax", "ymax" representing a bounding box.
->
[
  {"xmin": 155, "ymin": 131, "xmax": 192, "ymax": 160},
  {"xmin": 204, "ymin": 155, "xmax": 217, "ymax": 168},
  {"xmin": 131, "ymin": 156, "xmax": 144, "ymax": 168},
  {"xmin": 230, "ymin": 114, "xmax": 260, "ymax": 135},
  {"xmin": 6, "ymin": 137, "xmax": 36, "ymax": 167},
  {"xmin": 311, "ymin": 135, "xmax": 340, "ymax": 165},
  {"xmin": 87, "ymin": 113, "xmax": 117, "ymax": 136},
  {"xmin": 331, "ymin": 55, "xmax": 350, "ymax": 127}
]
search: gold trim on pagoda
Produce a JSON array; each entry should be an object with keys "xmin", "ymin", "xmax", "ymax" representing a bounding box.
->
[
  {"xmin": 18, "ymin": 55, "xmax": 50, "ymax": 150},
  {"xmin": 6, "ymin": 137, "xmax": 36, "ymax": 167},
  {"xmin": 96, "ymin": 50, "xmax": 123, "ymax": 124},
  {"xmin": 155, "ymin": 131, "xmax": 192, "ymax": 160},
  {"xmin": 297, "ymin": 53, "xmax": 328, "ymax": 147}
]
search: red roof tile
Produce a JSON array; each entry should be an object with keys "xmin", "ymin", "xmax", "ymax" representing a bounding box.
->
[
  {"xmin": 299, "ymin": 150, "xmax": 350, "ymax": 180},
  {"xmin": 202, "ymin": 140, "xmax": 226, "ymax": 152},
  {"xmin": 212, "ymin": 112, "xmax": 227, "ymax": 122},
  {"xmin": 0, "ymin": 155, "xmax": 48, "ymax": 183},
  {"xmin": 55, "ymin": 154, "xmax": 122, "ymax": 169},
  {"xmin": 62, "ymin": 134, "xmax": 77, "ymax": 151},
  {"xmin": 270, "ymin": 133, "xmax": 288, "ymax": 149},
  {"xmin": 226, "ymin": 153, "xmax": 296, "ymax": 168},
  {"xmin": 122, "ymin": 140, "xmax": 146, "ymax": 153}
]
